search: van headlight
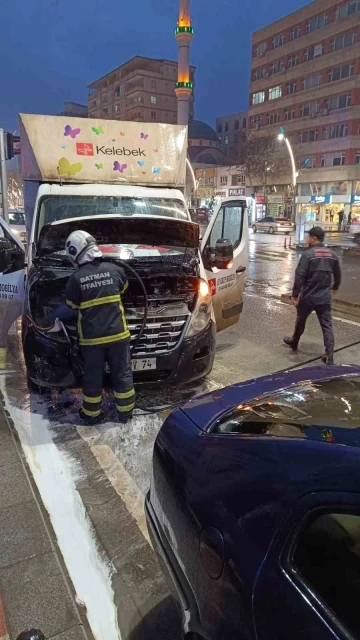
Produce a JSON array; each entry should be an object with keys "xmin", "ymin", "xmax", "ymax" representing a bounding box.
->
[{"xmin": 185, "ymin": 279, "xmax": 212, "ymax": 338}]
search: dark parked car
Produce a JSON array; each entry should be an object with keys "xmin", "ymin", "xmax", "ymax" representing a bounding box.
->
[
  {"xmin": 146, "ymin": 365, "xmax": 360, "ymax": 640},
  {"xmin": 194, "ymin": 208, "xmax": 209, "ymax": 224}
]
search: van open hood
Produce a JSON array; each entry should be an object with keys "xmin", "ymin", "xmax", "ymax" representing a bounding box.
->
[{"xmin": 36, "ymin": 216, "xmax": 200, "ymax": 256}]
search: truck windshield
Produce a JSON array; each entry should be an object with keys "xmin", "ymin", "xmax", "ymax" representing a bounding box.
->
[{"xmin": 38, "ymin": 195, "xmax": 187, "ymax": 237}]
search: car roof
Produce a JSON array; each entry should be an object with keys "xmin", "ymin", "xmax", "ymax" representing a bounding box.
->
[{"xmin": 181, "ymin": 365, "xmax": 360, "ymax": 449}]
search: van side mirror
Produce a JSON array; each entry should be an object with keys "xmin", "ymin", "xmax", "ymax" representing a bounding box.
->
[
  {"xmin": 0, "ymin": 238, "xmax": 14, "ymax": 272},
  {"xmin": 214, "ymin": 239, "xmax": 234, "ymax": 269}
]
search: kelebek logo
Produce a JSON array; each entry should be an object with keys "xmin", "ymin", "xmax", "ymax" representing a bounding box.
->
[{"xmin": 76, "ymin": 143, "xmax": 94, "ymax": 156}]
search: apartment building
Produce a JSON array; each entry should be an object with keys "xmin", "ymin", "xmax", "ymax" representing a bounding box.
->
[
  {"xmin": 216, "ymin": 112, "xmax": 247, "ymax": 160},
  {"xmin": 88, "ymin": 56, "xmax": 195, "ymax": 124},
  {"xmin": 249, "ymin": 0, "xmax": 360, "ymax": 229},
  {"xmin": 194, "ymin": 165, "xmax": 247, "ymax": 207}
]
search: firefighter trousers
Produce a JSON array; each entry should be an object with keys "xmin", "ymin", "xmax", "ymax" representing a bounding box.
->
[
  {"xmin": 292, "ymin": 300, "xmax": 334, "ymax": 357},
  {"xmin": 81, "ymin": 340, "xmax": 135, "ymax": 418}
]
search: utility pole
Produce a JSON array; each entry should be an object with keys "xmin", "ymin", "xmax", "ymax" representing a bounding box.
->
[{"xmin": 0, "ymin": 129, "xmax": 9, "ymax": 223}]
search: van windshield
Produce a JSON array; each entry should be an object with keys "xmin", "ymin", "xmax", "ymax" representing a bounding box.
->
[{"xmin": 37, "ymin": 195, "xmax": 188, "ymax": 238}]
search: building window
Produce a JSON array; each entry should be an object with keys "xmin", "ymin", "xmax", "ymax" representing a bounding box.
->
[
  {"xmin": 151, "ymin": 111, "xmax": 156, "ymax": 119},
  {"xmin": 306, "ymin": 13, "xmax": 327, "ymax": 33},
  {"xmin": 255, "ymin": 41, "xmax": 267, "ymax": 56},
  {"xmin": 252, "ymin": 91, "xmax": 265, "ymax": 105},
  {"xmin": 286, "ymin": 81, "xmax": 297, "ymax": 95},
  {"xmin": 151, "ymin": 95, "xmax": 157, "ymax": 104},
  {"xmin": 217, "ymin": 124, "xmax": 222, "ymax": 133},
  {"xmin": 114, "ymin": 86, "xmax": 120, "ymax": 97},
  {"xmin": 272, "ymin": 34, "xmax": 285, "ymax": 48},
  {"xmin": 151, "ymin": 80, "xmax": 156, "ymax": 89},
  {"xmin": 114, "ymin": 105, "xmax": 119, "ymax": 112},
  {"xmin": 254, "ymin": 68, "xmax": 267, "ymax": 80},
  {"xmin": 335, "ymin": 1, "xmax": 360, "ymax": 20},
  {"xmin": 328, "ymin": 63, "xmax": 354, "ymax": 82},
  {"xmin": 269, "ymin": 85, "xmax": 282, "ymax": 100},
  {"xmin": 298, "ymin": 156, "xmax": 316, "ymax": 169},
  {"xmin": 103, "ymin": 108, "xmax": 108, "ymax": 115},
  {"xmin": 302, "ymin": 74, "xmax": 322, "ymax": 90},
  {"xmin": 234, "ymin": 120, "xmax": 239, "ymax": 130},
  {"xmin": 305, "ymin": 44, "xmax": 324, "ymax": 61},
  {"xmin": 355, "ymin": 151, "xmax": 360, "ymax": 164},
  {"xmin": 332, "ymin": 153, "xmax": 346, "ymax": 166},
  {"xmin": 290, "ymin": 26, "xmax": 301, "ymax": 40},
  {"xmin": 323, "ymin": 123, "xmax": 349, "ymax": 139},
  {"xmin": 225, "ymin": 122, "xmax": 229, "ymax": 132},
  {"xmin": 224, "ymin": 136, "xmax": 229, "ymax": 145},
  {"xmin": 288, "ymin": 54, "xmax": 299, "ymax": 68},
  {"xmin": 251, "ymin": 115, "xmax": 263, "ymax": 128},
  {"xmin": 331, "ymin": 31, "xmax": 357, "ymax": 51},
  {"xmin": 298, "ymin": 129, "xmax": 318, "ymax": 143},
  {"xmin": 270, "ymin": 60, "xmax": 285, "ymax": 75},
  {"xmin": 299, "ymin": 101, "xmax": 320, "ymax": 117},
  {"xmin": 220, "ymin": 176, "xmax": 228, "ymax": 185},
  {"xmin": 284, "ymin": 109, "xmax": 295, "ymax": 121},
  {"xmin": 294, "ymin": 511, "xmax": 360, "ymax": 638},
  {"xmin": 242, "ymin": 118, "xmax": 247, "ymax": 129},
  {"xmin": 267, "ymin": 113, "xmax": 281, "ymax": 125},
  {"xmin": 327, "ymin": 93, "xmax": 352, "ymax": 111}
]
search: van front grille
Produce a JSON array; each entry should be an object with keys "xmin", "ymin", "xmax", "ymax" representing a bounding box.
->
[{"xmin": 126, "ymin": 309, "xmax": 190, "ymax": 356}]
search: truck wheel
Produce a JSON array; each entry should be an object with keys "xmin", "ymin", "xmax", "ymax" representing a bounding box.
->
[{"xmin": 252, "ymin": 225, "xmax": 257, "ymax": 233}]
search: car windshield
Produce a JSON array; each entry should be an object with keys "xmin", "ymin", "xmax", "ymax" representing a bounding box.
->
[
  {"xmin": 9, "ymin": 212, "xmax": 25, "ymax": 225},
  {"xmin": 210, "ymin": 375, "xmax": 360, "ymax": 444},
  {"xmin": 37, "ymin": 195, "xmax": 188, "ymax": 239}
]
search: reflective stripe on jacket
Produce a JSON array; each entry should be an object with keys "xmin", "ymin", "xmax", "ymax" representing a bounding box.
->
[{"xmin": 65, "ymin": 259, "xmax": 130, "ymax": 346}]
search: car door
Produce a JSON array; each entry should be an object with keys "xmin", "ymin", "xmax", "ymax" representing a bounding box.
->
[
  {"xmin": 0, "ymin": 218, "xmax": 26, "ymax": 347},
  {"xmin": 253, "ymin": 492, "xmax": 360, "ymax": 640},
  {"xmin": 201, "ymin": 198, "xmax": 248, "ymax": 332}
]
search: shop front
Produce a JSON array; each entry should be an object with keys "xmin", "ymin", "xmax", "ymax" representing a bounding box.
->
[{"xmin": 296, "ymin": 193, "xmax": 350, "ymax": 232}]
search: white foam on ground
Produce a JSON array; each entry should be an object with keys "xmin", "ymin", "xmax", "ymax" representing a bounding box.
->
[{"xmin": 0, "ymin": 380, "xmax": 121, "ymax": 640}]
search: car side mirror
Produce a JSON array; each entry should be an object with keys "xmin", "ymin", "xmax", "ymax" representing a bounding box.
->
[
  {"xmin": 214, "ymin": 238, "xmax": 234, "ymax": 269},
  {"xmin": 0, "ymin": 238, "xmax": 14, "ymax": 272}
]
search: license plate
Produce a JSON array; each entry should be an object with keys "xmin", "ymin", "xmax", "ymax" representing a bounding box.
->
[{"xmin": 105, "ymin": 358, "xmax": 157, "ymax": 373}]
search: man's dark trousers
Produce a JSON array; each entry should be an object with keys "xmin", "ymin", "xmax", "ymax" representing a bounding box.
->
[
  {"xmin": 293, "ymin": 299, "xmax": 334, "ymax": 357},
  {"xmin": 81, "ymin": 340, "xmax": 135, "ymax": 419}
]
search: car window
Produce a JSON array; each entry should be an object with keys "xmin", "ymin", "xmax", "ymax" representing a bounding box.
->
[
  {"xmin": 208, "ymin": 375, "xmax": 360, "ymax": 441},
  {"xmin": 209, "ymin": 203, "xmax": 245, "ymax": 250},
  {"xmin": 294, "ymin": 512, "xmax": 360, "ymax": 637}
]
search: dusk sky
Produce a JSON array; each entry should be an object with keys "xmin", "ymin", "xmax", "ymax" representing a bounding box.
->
[{"xmin": 0, "ymin": 0, "xmax": 307, "ymax": 132}]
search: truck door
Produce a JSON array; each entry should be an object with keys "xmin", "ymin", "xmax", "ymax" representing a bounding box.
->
[
  {"xmin": 201, "ymin": 199, "xmax": 248, "ymax": 332},
  {"xmin": 0, "ymin": 219, "xmax": 26, "ymax": 349}
]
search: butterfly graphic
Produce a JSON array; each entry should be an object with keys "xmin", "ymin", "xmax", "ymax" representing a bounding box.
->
[
  {"xmin": 120, "ymin": 132, "xmax": 125, "ymax": 136},
  {"xmin": 153, "ymin": 148, "xmax": 158, "ymax": 153},
  {"xmin": 152, "ymin": 167, "xmax": 161, "ymax": 174},
  {"xmin": 92, "ymin": 126, "xmax": 104, "ymax": 135},
  {"xmin": 61, "ymin": 145, "xmax": 66, "ymax": 149},
  {"xmin": 137, "ymin": 161, "xmax": 145, "ymax": 167},
  {"xmin": 112, "ymin": 139, "xmax": 116, "ymax": 142},
  {"xmin": 142, "ymin": 171, "xmax": 147, "ymax": 175},
  {"xmin": 140, "ymin": 133, "xmax": 148, "ymax": 140},
  {"xmin": 113, "ymin": 161, "xmax": 128, "ymax": 173},
  {"xmin": 58, "ymin": 157, "xmax": 83, "ymax": 177},
  {"xmin": 64, "ymin": 125, "xmax": 81, "ymax": 139},
  {"xmin": 95, "ymin": 163, "xmax": 103, "ymax": 169}
]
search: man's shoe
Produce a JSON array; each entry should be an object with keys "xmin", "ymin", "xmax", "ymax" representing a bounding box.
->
[
  {"xmin": 79, "ymin": 409, "xmax": 106, "ymax": 425},
  {"xmin": 321, "ymin": 354, "xmax": 334, "ymax": 365},
  {"xmin": 283, "ymin": 336, "xmax": 298, "ymax": 351},
  {"xmin": 118, "ymin": 412, "xmax": 133, "ymax": 424}
]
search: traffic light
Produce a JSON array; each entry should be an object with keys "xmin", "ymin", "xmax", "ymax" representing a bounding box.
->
[{"xmin": 5, "ymin": 133, "xmax": 21, "ymax": 160}]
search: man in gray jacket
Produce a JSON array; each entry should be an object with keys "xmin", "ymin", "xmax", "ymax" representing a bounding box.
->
[{"xmin": 284, "ymin": 226, "xmax": 341, "ymax": 365}]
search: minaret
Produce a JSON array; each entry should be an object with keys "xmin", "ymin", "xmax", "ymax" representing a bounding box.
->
[{"xmin": 175, "ymin": 0, "xmax": 194, "ymax": 125}]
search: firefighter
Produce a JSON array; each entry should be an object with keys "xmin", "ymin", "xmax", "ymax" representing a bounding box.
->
[
  {"xmin": 284, "ymin": 226, "xmax": 341, "ymax": 365},
  {"xmin": 47, "ymin": 230, "xmax": 135, "ymax": 424}
]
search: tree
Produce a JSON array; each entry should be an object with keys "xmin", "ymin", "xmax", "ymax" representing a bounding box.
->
[{"xmin": 242, "ymin": 132, "xmax": 291, "ymax": 191}]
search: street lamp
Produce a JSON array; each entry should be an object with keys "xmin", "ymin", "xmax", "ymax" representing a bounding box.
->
[{"xmin": 278, "ymin": 129, "xmax": 304, "ymax": 244}]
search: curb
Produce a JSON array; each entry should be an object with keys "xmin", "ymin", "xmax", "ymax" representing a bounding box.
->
[{"xmin": 280, "ymin": 294, "xmax": 360, "ymax": 319}]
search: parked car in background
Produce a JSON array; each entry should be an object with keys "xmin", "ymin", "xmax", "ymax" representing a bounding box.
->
[
  {"xmin": 146, "ymin": 365, "xmax": 360, "ymax": 640},
  {"xmin": 350, "ymin": 216, "xmax": 360, "ymax": 245},
  {"xmin": 252, "ymin": 216, "xmax": 294, "ymax": 235},
  {"xmin": 194, "ymin": 207, "xmax": 210, "ymax": 224},
  {"xmin": 9, "ymin": 210, "xmax": 26, "ymax": 245}
]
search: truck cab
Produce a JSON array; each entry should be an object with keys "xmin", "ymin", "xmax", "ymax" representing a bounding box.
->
[{"xmin": 0, "ymin": 114, "xmax": 248, "ymax": 389}]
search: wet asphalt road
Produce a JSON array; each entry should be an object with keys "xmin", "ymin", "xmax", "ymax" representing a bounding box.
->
[{"xmin": 1, "ymin": 229, "xmax": 360, "ymax": 640}]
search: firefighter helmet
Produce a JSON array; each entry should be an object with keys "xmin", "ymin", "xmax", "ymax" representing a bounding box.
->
[{"xmin": 65, "ymin": 230, "xmax": 100, "ymax": 264}]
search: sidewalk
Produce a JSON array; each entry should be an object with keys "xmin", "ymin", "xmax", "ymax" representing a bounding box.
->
[{"xmin": 0, "ymin": 397, "xmax": 92, "ymax": 640}]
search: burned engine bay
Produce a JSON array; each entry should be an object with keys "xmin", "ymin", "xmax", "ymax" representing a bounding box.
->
[{"xmin": 28, "ymin": 253, "xmax": 201, "ymax": 345}]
